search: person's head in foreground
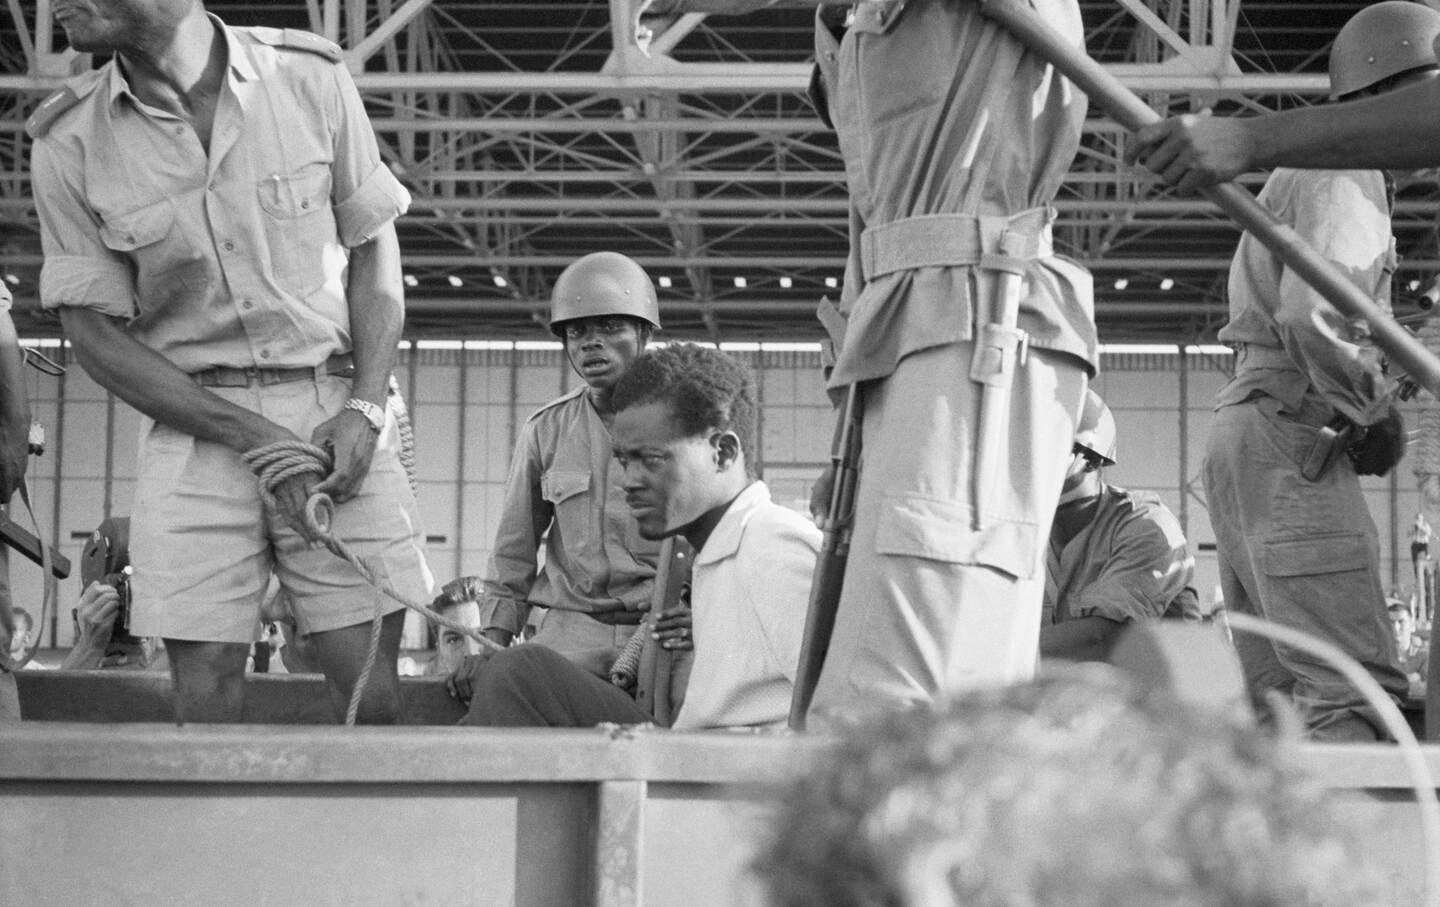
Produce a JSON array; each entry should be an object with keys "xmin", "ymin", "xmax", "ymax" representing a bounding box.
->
[
  {"xmin": 754, "ymin": 665, "xmax": 1385, "ymax": 907},
  {"xmin": 611, "ymin": 343, "xmax": 758, "ymax": 542}
]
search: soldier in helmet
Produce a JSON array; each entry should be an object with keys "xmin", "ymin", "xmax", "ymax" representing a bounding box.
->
[
  {"xmin": 1132, "ymin": 2, "xmax": 1440, "ymax": 192},
  {"xmin": 1042, "ymin": 390, "xmax": 1198, "ymax": 663},
  {"xmin": 437, "ymin": 252, "xmax": 665, "ymax": 683},
  {"xmin": 1199, "ymin": 3, "xmax": 1426, "ymax": 740}
]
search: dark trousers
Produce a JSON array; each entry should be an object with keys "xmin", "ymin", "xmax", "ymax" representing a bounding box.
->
[{"xmin": 460, "ymin": 645, "xmax": 650, "ymax": 727}]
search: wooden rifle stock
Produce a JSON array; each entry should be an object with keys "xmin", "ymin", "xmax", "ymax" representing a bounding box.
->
[
  {"xmin": 788, "ymin": 383, "xmax": 862, "ymax": 731},
  {"xmin": 978, "ymin": 0, "xmax": 1440, "ymax": 398},
  {"xmin": 0, "ymin": 509, "xmax": 70, "ymax": 579},
  {"xmin": 634, "ymin": 536, "xmax": 694, "ymax": 727}
]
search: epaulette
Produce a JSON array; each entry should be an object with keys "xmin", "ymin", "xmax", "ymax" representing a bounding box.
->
[
  {"xmin": 26, "ymin": 86, "xmax": 81, "ymax": 140},
  {"xmin": 527, "ymin": 386, "xmax": 588, "ymax": 423},
  {"xmin": 249, "ymin": 27, "xmax": 344, "ymax": 63}
]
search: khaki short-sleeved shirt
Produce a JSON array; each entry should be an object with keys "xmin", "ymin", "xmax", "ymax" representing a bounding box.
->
[
  {"xmin": 31, "ymin": 19, "xmax": 410, "ymax": 373},
  {"xmin": 1218, "ymin": 168, "xmax": 1394, "ymax": 426}
]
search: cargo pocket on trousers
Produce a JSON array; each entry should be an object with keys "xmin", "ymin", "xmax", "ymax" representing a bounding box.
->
[
  {"xmin": 1263, "ymin": 533, "xmax": 1369, "ymax": 578},
  {"xmin": 874, "ymin": 493, "xmax": 1039, "ymax": 581}
]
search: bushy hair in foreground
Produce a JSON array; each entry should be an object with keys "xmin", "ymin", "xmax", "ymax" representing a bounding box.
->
[
  {"xmin": 612, "ymin": 344, "xmax": 758, "ymax": 477},
  {"xmin": 754, "ymin": 665, "xmax": 1384, "ymax": 907}
]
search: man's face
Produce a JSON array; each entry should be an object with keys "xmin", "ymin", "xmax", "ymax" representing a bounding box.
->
[
  {"xmin": 1057, "ymin": 450, "xmax": 1097, "ymax": 505},
  {"xmin": 434, "ymin": 601, "xmax": 482, "ymax": 675},
  {"xmin": 562, "ymin": 317, "xmax": 643, "ymax": 392},
  {"xmin": 614, "ymin": 401, "xmax": 725, "ymax": 540},
  {"xmin": 1391, "ymin": 607, "xmax": 1415, "ymax": 646},
  {"xmin": 52, "ymin": 0, "xmax": 185, "ymax": 54}
]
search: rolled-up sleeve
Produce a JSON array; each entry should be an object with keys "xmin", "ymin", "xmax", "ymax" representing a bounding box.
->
[
  {"xmin": 326, "ymin": 63, "xmax": 409, "ymax": 247},
  {"xmin": 32, "ymin": 141, "xmax": 136, "ymax": 317}
]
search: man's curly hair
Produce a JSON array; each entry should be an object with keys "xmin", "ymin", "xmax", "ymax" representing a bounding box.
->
[
  {"xmin": 612, "ymin": 343, "xmax": 758, "ymax": 477},
  {"xmin": 754, "ymin": 665, "xmax": 1386, "ymax": 907}
]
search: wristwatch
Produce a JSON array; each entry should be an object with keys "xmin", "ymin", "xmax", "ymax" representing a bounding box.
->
[{"xmin": 344, "ymin": 397, "xmax": 385, "ymax": 433}]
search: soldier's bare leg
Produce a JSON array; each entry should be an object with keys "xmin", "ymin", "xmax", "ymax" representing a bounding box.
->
[{"xmin": 311, "ymin": 609, "xmax": 406, "ymax": 724}]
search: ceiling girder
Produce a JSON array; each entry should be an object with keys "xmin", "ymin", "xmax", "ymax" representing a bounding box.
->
[{"xmin": 0, "ymin": 1, "xmax": 1429, "ymax": 341}]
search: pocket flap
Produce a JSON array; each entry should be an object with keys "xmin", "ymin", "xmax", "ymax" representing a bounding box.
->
[
  {"xmin": 1263, "ymin": 533, "xmax": 1370, "ymax": 578},
  {"xmin": 541, "ymin": 469, "xmax": 590, "ymax": 504},
  {"xmin": 100, "ymin": 198, "xmax": 172, "ymax": 252},
  {"xmin": 258, "ymin": 165, "xmax": 331, "ymax": 219},
  {"xmin": 875, "ymin": 493, "xmax": 1039, "ymax": 580}
]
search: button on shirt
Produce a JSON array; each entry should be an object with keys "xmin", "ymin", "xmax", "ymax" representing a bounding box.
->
[
  {"xmin": 1218, "ymin": 168, "xmax": 1394, "ymax": 426},
  {"xmin": 31, "ymin": 20, "xmax": 410, "ymax": 373}
]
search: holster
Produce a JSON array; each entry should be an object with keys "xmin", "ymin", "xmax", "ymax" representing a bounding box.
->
[{"xmin": 1300, "ymin": 416, "xmax": 1353, "ymax": 482}]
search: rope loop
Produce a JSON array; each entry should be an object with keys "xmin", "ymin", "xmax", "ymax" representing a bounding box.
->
[{"xmin": 242, "ymin": 439, "xmax": 501, "ymax": 725}]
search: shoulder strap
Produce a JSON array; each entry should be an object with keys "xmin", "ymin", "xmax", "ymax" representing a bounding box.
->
[{"xmin": 248, "ymin": 26, "xmax": 344, "ymax": 63}]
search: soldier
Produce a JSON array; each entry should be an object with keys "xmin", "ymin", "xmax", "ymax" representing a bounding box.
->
[
  {"xmin": 1198, "ymin": 3, "xmax": 1428, "ymax": 740},
  {"xmin": 1043, "ymin": 390, "xmax": 1198, "ymax": 663},
  {"xmin": 435, "ymin": 252, "xmax": 663, "ymax": 679},
  {"xmin": 29, "ymin": 0, "xmax": 431, "ymax": 723},
  {"xmin": 640, "ymin": 0, "xmax": 1095, "ymax": 718},
  {"xmin": 1130, "ymin": 3, "xmax": 1440, "ymax": 191}
]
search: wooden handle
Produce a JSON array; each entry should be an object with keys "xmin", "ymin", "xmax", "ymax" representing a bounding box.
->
[{"xmin": 979, "ymin": 0, "xmax": 1440, "ymax": 398}]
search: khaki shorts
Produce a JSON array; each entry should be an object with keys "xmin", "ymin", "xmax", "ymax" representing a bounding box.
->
[{"xmin": 127, "ymin": 375, "xmax": 433, "ymax": 643}]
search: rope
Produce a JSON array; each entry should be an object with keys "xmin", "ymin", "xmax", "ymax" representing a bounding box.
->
[
  {"xmin": 386, "ymin": 376, "xmax": 418, "ymax": 496},
  {"xmin": 241, "ymin": 440, "xmax": 502, "ymax": 725},
  {"xmin": 609, "ymin": 623, "xmax": 647, "ymax": 691}
]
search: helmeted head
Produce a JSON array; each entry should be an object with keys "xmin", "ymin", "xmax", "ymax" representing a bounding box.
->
[
  {"xmin": 1073, "ymin": 389, "xmax": 1117, "ymax": 468},
  {"xmin": 1329, "ymin": 1, "xmax": 1440, "ymax": 101},
  {"xmin": 549, "ymin": 251, "xmax": 661, "ymax": 336}
]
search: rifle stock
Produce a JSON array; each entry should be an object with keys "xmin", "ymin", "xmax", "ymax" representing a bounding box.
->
[
  {"xmin": 789, "ymin": 383, "xmax": 862, "ymax": 730},
  {"xmin": 0, "ymin": 510, "xmax": 71, "ymax": 579}
]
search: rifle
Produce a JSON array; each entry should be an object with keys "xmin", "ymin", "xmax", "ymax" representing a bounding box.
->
[
  {"xmin": 0, "ymin": 508, "xmax": 71, "ymax": 579},
  {"xmin": 788, "ymin": 382, "xmax": 862, "ymax": 731},
  {"xmin": 633, "ymin": 535, "xmax": 695, "ymax": 727}
]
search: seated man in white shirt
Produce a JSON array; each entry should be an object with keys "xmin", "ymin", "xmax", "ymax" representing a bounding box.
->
[{"xmin": 446, "ymin": 343, "xmax": 821, "ymax": 729}]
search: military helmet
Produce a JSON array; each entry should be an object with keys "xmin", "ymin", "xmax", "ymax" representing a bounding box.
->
[
  {"xmin": 1074, "ymin": 389, "xmax": 1117, "ymax": 467},
  {"xmin": 1329, "ymin": 1, "xmax": 1440, "ymax": 100},
  {"xmin": 549, "ymin": 252, "xmax": 661, "ymax": 335}
]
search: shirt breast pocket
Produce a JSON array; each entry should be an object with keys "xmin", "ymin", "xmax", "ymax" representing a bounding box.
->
[
  {"xmin": 258, "ymin": 164, "xmax": 336, "ymax": 299},
  {"xmin": 99, "ymin": 198, "xmax": 207, "ymax": 307},
  {"xmin": 542, "ymin": 469, "xmax": 592, "ymax": 510}
]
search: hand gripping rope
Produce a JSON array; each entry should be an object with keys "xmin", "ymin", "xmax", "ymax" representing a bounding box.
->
[{"xmin": 242, "ymin": 440, "xmax": 502, "ymax": 726}]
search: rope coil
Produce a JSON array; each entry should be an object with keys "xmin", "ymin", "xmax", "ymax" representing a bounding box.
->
[{"xmin": 242, "ymin": 440, "xmax": 501, "ymax": 725}]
